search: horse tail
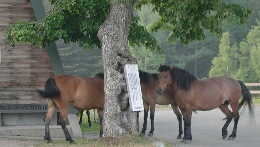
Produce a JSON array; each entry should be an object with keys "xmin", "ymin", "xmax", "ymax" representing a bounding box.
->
[
  {"xmin": 37, "ymin": 78, "xmax": 61, "ymax": 98},
  {"xmin": 237, "ymin": 80, "xmax": 254, "ymax": 116}
]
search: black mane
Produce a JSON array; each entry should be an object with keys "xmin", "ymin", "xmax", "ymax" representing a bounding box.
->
[
  {"xmin": 95, "ymin": 73, "xmax": 104, "ymax": 80},
  {"xmin": 159, "ymin": 65, "xmax": 197, "ymax": 91},
  {"xmin": 139, "ymin": 70, "xmax": 158, "ymax": 84}
]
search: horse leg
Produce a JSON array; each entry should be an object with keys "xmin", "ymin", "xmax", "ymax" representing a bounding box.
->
[
  {"xmin": 78, "ymin": 110, "xmax": 83, "ymax": 124},
  {"xmin": 59, "ymin": 107, "xmax": 74, "ymax": 143},
  {"xmin": 171, "ymin": 103, "xmax": 183, "ymax": 139},
  {"xmin": 97, "ymin": 109, "xmax": 104, "ymax": 137},
  {"xmin": 140, "ymin": 102, "xmax": 149, "ymax": 136},
  {"xmin": 148, "ymin": 103, "xmax": 156, "ymax": 137},
  {"xmin": 182, "ymin": 110, "xmax": 192, "ymax": 143},
  {"xmin": 136, "ymin": 111, "xmax": 140, "ymax": 132},
  {"xmin": 86, "ymin": 110, "xmax": 92, "ymax": 127},
  {"xmin": 229, "ymin": 102, "xmax": 240, "ymax": 140},
  {"xmin": 44, "ymin": 99, "xmax": 56, "ymax": 143},
  {"xmin": 219, "ymin": 104, "xmax": 233, "ymax": 139}
]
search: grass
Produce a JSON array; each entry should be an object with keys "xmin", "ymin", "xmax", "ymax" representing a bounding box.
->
[{"xmin": 36, "ymin": 135, "xmax": 161, "ymax": 147}]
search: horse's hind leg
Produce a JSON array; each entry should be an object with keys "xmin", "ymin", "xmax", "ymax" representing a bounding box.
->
[
  {"xmin": 58, "ymin": 107, "xmax": 74, "ymax": 143},
  {"xmin": 171, "ymin": 103, "xmax": 183, "ymax": 139},
  {"xmin": 219, "ymin": 104, "xmax": 233, "ymax": 139},
  {"xmin": 44, "ymin": 99, "xmax": 56, "ymax": 143},
  {"xmin": 229, "ymin": 101, "xmax": 240, "ymax": 140},
  {"xmin": 86, "ymin": 110, "xmax": 92, "ymax": 127}
]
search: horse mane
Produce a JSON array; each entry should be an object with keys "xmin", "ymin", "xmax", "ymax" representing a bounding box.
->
[
  {"xmin": 159, "ymin": 65, "xmax": 197, "ymax": 91},
  {"xmin": 95, "ymin": 73, "xmax": 104, "ymax": 80},
  {"xmin": 139, "ymin": 70, "xmax": 158, "ymax": 84}
]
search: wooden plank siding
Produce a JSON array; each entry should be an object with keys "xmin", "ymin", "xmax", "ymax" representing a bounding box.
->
[{"xmin": 0, "ymin": 0, "xmax": 54, "ymax": 106}]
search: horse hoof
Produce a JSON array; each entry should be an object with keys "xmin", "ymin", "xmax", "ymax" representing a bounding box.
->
[
  {"xmin": 140, "ymin": 133, "xmax": 145, "ymax": 137},
  {"xmin": 148, "ymin": 133, "xmax": 154, "ymax": 137},
  {"xmin": 47, "ymin": 139, "xmax": 52, "ymax": 143},
  {"xmin": 182, "ymin": 139, "xmax": 191, "ymax": 144},
  {"xmin": 69, "ymin": 140, "xmax": 75, "ymax": 144},
  {"xmin": 176, "ymin": 135, "xmax": 182, "ymax": 139},
  {"xmin": 222, "ymin": 135, "xmax": 227, "ymax": 139}
]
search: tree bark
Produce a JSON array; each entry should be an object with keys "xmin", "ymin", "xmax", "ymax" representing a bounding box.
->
[{"xmin": 97, "ymin": 0, "xmax": 137, "ymax": 137}]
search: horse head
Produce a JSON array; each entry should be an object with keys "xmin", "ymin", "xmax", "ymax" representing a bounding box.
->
[{"xmin": 156, "ymin": 65, "xmax": 174, "ymax": 95}]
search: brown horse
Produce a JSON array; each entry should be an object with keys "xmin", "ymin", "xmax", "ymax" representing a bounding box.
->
[
  {"xmin": 156, "ymin": 65, "xmax": 254, "ymax": 143},
  {"xmin": 138, "ymin": 70, "xmax": 183, "ymax": 139},
  {"xmin": 37, "ymin": 73, "xmax": 104, "ymax": 143}
]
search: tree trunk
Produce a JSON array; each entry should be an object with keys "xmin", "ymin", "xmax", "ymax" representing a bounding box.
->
[{"xmin": 97, "ymin": 0, "xmax": 137, "ymax": 137}]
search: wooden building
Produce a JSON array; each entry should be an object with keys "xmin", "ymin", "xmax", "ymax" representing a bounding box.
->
[{"xmin": 0, "ymin": 0, "xmax": 81, "ymax": 138}]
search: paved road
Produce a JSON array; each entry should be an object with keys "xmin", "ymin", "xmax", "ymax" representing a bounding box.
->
[{"xmin": 139, "ymin": 106, "xmax": 260, "ymax": 147}]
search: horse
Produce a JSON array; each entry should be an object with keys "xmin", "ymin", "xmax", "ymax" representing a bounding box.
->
[
  {"xmin": 156, "ymin": 65, "xmax": 254, "ymax": 143},
  {"xmin": 138, "ymin": 70, "xmax": 183, "ymax": 139},
  {"xmin": 37, "ymin": 73, "xmax": 104, "ymax": 143}
]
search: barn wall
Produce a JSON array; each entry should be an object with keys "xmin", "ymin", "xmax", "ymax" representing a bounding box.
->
[{"xmin": 0, "ymin": 0, "xmax": 54, "ymax": 107}]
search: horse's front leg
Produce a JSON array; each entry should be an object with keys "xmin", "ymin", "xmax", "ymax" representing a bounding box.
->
[
  {"xmin": 182, "ymin": 110, "xmax": 192, "ymax": 143},
  {"xmin": 148, "ymin": 103, "xmax": 156, "ymax": 137},
  {"xmin": 78, "ymin": 110, "xmax": 83, "ymax": 124},
  {"xmin": 97, "ymin": 109, "xmax": 104, "ymax": 137},
  {"xmin": 171, "ymin": 103, "xmax": 183, "ymax": 139},
  {"xmin": 140, "ymin": 102, "xmax": 149, "ymax": 136}
]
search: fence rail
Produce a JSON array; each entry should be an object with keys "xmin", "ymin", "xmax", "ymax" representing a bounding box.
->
[{"xmin": 245, "ymin": 83, "xmax": 260, "ymax": 94}]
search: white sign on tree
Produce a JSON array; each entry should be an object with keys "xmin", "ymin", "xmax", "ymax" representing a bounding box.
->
[{"xmin": 124, "ymin": 64, "xmax": 143, "ymax": 111}]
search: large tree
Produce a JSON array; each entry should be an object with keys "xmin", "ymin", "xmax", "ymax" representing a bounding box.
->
[{"xmin": 4, "ymin": 0, "xmax": 250, "ymax": 137}]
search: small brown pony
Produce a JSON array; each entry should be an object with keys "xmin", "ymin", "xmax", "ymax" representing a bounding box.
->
[
  {"xmin": 156, "ymin": 65, "xmax": 254, "ymax": 143},
  {"xmin": 138, "ymin": 70, "xmax": 183, "ymax": 139},
  {"xmin": 37, "ymin": 73, "xmax": 104, "ymax": 143}
]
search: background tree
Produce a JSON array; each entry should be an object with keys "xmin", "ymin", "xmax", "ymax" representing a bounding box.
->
[
  {"xmin": 4, "ymin": 0, "xmax": 251, "ymax": 137},
  {"xmin": 209, "ymin": 32, "xmax": 240, "ymax": 77},
  {"xmin": 129, "ymin": 46, "xmax": 165, "ymax": 73}
]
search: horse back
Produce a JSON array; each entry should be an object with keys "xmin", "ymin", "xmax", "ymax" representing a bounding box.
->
[{"xmin": 180, "ymin": 76, "xmax": 241, "ymax": 111}]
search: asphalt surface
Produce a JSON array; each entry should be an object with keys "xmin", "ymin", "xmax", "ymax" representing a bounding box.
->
[{"xmin": 139, "ymin": 105, "xmax": 260, "ymax": 147}]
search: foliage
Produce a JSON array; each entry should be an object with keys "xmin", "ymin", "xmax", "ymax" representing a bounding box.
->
[
  {"xmin": 4, "ymin": 0, "xmax": 160, "ymax": 52},
  {"xmin": 209, "ymin": 32, "xmax": 239, "ymax": 77},
  {"xmin": 209, "ymin": 25, "xmax": 260, "ymax": 82},
  {"xmin": 129, "ymin": 46, "xmax": 165, "ymax": 73},
  {"xmin": 136, "ymin": 0, "xmax": 251, "ymax": 44}
]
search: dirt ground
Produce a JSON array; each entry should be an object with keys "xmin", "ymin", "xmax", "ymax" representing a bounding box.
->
[{"xmin": 0, "ymin": 137, "xmax": 39, "ymax": 147}]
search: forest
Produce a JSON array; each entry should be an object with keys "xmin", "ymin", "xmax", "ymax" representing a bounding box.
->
[{"xmin": 56, "ymin": 0, "xmax": 260, "ymax": 82}]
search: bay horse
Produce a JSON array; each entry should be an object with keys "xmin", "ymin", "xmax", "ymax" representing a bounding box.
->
[
  {"xmin": 156, "ymin": 65, "xmax": 254, "ymax": 143},
  {"xmin": 138, "ymin": 70, "xmax": 183, "ymax": 139},
  {"xmin": 37, "ymin": 73, "xmax": 104, "ymax": 143}
]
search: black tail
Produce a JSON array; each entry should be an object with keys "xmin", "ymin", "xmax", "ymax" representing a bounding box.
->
[
  {"xmin": 237, "ymin": 80, "xmax": 254, "ymax": 116},
  {"xmin": 37, "ymin": 78, "xmax": 60, "ymax": 98}
]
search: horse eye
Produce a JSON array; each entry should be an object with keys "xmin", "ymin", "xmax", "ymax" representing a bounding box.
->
[{"xmin": 164, "ymin": 76, "xmax": 167, "ymax": 79}]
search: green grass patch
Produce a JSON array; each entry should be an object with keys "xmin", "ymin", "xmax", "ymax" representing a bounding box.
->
[
  {"xmin": 77, "ymin": 110, "xmax": 100, "ymax": 132},
  {"xmin": 36, "ymin": 135, "xmax": 160, "ymax": 147},
  {"xmin": 253, "ymin": 97, "xmax": 260, "ymax": 104}
]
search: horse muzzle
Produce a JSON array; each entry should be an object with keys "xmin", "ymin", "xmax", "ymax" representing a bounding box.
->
[{"xmin": 156, "ymin": 88, "xmax": 165, "ymax": 95}]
